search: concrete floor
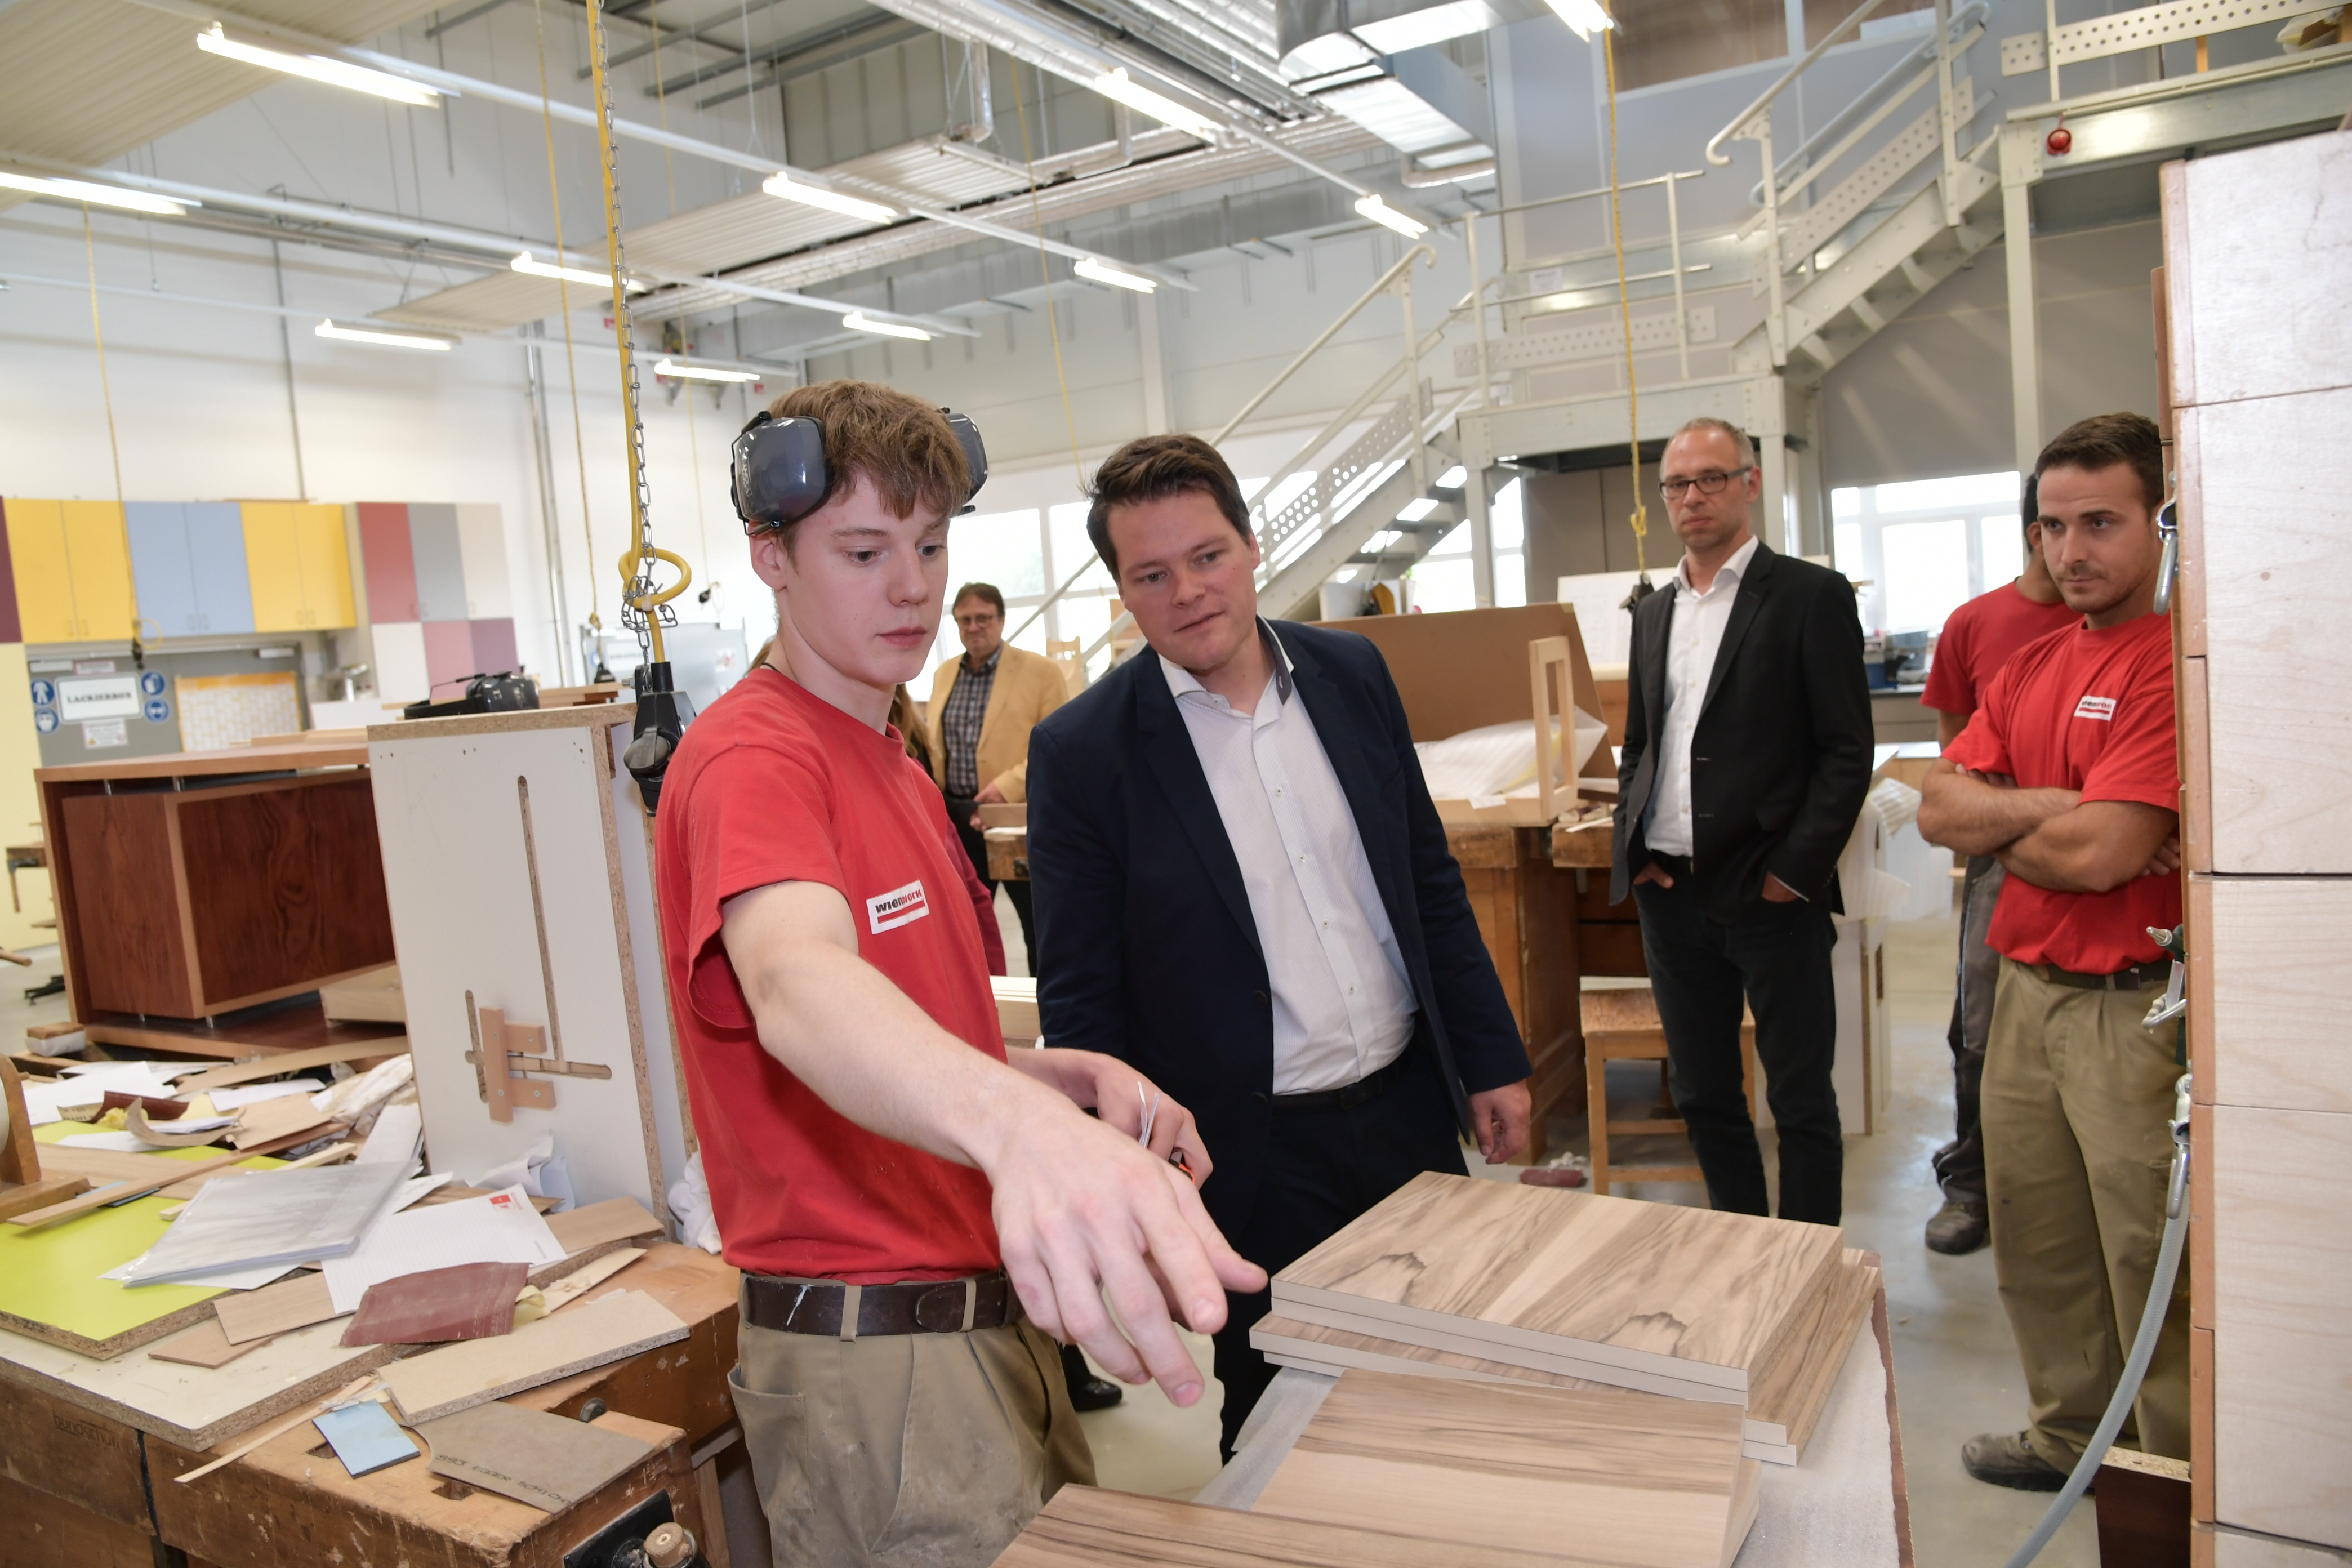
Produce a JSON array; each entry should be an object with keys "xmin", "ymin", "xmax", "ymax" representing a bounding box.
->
[{"xmin": 6, "ymin": 897, "xmax": 2096, "ymax": 1564}]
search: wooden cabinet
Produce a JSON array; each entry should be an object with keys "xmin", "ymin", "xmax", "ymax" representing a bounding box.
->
[
  {"xmin": 356, "ymin": 502, "xmax": 420, "ymax": 623},
  {"xmin": 1450, "ymin": 823, "xmax": 1579, "ymax": 1159},
  {"xmin": 6, "ymin": 500, "xmax": 135, "ymax": 643},
  {"xmin": 455, "ymin": 503, "xmax": 513, "ymax": 619},
  {"xmin": 240, "ymin": 502, "xmax": 354, "ymax": 631},
  {"xmin": 406, "ymin": 502, "xmax": 467, "ymax": 622},
  {"xmin": 126, "ymin": 502, "xmax": 255, "ymax": 638}
]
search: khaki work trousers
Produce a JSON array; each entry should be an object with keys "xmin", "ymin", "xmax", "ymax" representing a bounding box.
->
[
  {"xmin": 728, "ymin": 1315, "xmax": 1095, "ymax": 1568},
  {"xmin": 1984, "ymin": 957, "xmax": 2190, "ymax": 1468}
]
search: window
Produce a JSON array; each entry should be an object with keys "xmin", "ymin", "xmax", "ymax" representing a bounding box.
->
[
  {"xmin": 1829, "ymin": 468, "xmax": 2026, "ymax": 636},
  {"xmin": 1405, "ymin": 479, "xmax": 1526, "ymax": 612}
]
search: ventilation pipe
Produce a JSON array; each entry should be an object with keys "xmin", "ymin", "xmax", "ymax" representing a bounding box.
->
[{"xmin": 948, "ymin": 39, "xmax": 995, "ymax": 143}]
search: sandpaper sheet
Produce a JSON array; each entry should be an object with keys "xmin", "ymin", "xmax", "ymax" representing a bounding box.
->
[
  {"xmin": 417, "ymin": 1401, "xmax": 653, "ymax": 1511},
  {"xmin": 343, "ymin": 1261, "xmax": 529, "ymax": 1347}
]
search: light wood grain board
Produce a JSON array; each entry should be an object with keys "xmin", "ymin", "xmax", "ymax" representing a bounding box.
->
[
  {"xmin": 1253, "ymin": 1369, "xmax": 1756, "ymax": 1568},
  {"xmin": 2192, "ymin": 875, "xmax": 2352, "ymax": 1115},
  {"xmin": 417, "ymin": 1400, "xmax": 654, "ymax": 1510},
  {"xmin": 995, "ymin": 1484, "xmax": 1609, "ymax": 1568},
  {"xmin": 214, "ymin": 1270, "xmax": 338, "ymax": 1344},
  {"xmin": 145, "ymin": 1315, "xmax": 264, "ymax": 1369},
  {"xmin": 380, "ymin": 1288, "xmax": 688, "ymax": 1424},
  {"xmin": 2170, "ymin": 134, "xmax": 2351, "ymax": 410},
  {"xmin": 2210, "ymin": 1104, "xmax": 2352, "ymax": 1549},
  {"xmin": 1273, "ymin": 1173, "xmax": 1844, "ymax": 1392}
]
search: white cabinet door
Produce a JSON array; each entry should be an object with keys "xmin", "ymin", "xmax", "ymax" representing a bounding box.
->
[{"xmin": 454, "ymin": 503, "xmax": 515, "ymax": 620}]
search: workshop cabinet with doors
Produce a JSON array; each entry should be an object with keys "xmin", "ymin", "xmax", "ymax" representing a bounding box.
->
[
  {"xmin": 125, "ymin": 501, "xmax": 256, "ymax": 637},
  {"xmin": 241, "ymin": 502, "xmax": 355, "ymax": 631},
  {"xmin": 5, "ymin": 498, "xmax": 136, "ymax": 643}
]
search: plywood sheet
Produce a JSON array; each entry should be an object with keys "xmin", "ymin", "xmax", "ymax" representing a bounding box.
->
[
  {"xmin": 380, "ymin": 1289, "xmax": 690, "ymax": 1424},
  {"xmin": 2173, "ymin": 134, "xmax": 2351, "ymax": 409},
  {"xmin": 1254, "ymin": 1368, "xmax": 1753, "ymax": 1568},
  {"xmin": 2210, "ymin": 1104, "xmax": 2352, "ymax": 1548},
  {"xmin": 418, "ymin": 1400, "xmax": 653, "ymax": 1510},
  {"xmin": 996, "ymin": 1484, "xmax": 1589, "ymax": 1568},
  {"xmin": 368, "ymin": 715, "xmax": 664, "ymax": 1216},
  {"xmin": 146, "ymin": 1315, "xmax": 263, "ymax": 1369},
  {"xmin": 2195, "ymin": 875, "xmax": 2352, "ymax": 1114},
  {"xmin": 545, "ymin": 1195, "xmax": 665, "ymax": 1257},
  {"xmin": 214, "ymin": 1269, "xmax": 337, "ymax": 1344},
  {"xmin": 1273, "ymin": 1173, "xmax": 1843, "ymax": 1393}
]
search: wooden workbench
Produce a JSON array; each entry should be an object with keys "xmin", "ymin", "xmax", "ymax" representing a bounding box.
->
[
  {"xmin": 0, "ymin": 1242, "xmax": 740, "ymax": 1568},
  {"xmin": 35, "ymin": 737, "xmax": 403, "ymax": 1059}
]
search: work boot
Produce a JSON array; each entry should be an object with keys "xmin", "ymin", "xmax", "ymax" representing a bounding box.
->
[
  {"xmin": 1061, "ymin": 1341, "xmax": 1124, "ymax": 1412},
  {"xmin": 1962, "ymin": 1431, "xmax": 2078, "ymax": 1492},
  {"xmin": 1925, "ymin": 1199, "xmax": 1989, "ymax": 1254}
]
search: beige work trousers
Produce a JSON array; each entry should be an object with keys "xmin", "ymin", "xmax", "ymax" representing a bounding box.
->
[
  {"xmin": 728, "ymin": 1315, "xmax": 1094, "ymax": 1568},
  {"xmin": 1984, "ymin": 957, "xmax": 2190, "ymax": 1468}
]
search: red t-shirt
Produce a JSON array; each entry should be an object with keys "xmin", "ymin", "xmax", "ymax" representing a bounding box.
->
[
  {"xmin": 1922, "ymin": 582, "xmax": 2078, "ymax": 716},
  {"xmin": 654, "ymin": 666, "xmax": 1005, "ymax": 1284},
  {"xmin": 1943, "ymin": 612, "xmax": 2180, "ymax": 973}
]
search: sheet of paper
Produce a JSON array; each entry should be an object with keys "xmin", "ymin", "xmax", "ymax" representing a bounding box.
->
[
  {"xmin": 23, "ymin": 1061, "xmax": 184, "ymax": 1125},
  {"xmin": 204, "ymin": 1080, "xmax": 326, "ymax": 1111},
  {"xmin": 393, "ymin": 1172, "xmax": 457, "ymax": 1212},
  {"xmin": 357, "ymin": 1101, "xmax": 422, "ymax": 1167},
  {"xmin": 59, "ymin": 1119, "xmax": 238, "ymax": 1152},
  {"xmin": 103, "ymin": 1254, "xmax": 300, "ymax": 1290},
  {"xmin": 322, "ymin": 1186, "xmax": 567, "ymax": 1313}
]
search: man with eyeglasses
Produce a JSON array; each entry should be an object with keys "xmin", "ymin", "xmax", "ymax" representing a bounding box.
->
[{"xmin": 1610, "ymin": 417, "xmax": 1874, "ymax": 1226}]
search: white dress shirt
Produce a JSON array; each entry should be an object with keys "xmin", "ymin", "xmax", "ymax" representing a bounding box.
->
[
  {"xmin": 1162, "ymin": 627, "xmax": 1419, "ymax": 1093},
  {"xmin": 1644, "ymin": 534, "xmax": 1761, "ymax": 858}
]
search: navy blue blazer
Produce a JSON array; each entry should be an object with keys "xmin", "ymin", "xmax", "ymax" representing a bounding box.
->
[{"xmin": 1024, "ymin": 619, "xmax": 1530, "ymax": 1240}]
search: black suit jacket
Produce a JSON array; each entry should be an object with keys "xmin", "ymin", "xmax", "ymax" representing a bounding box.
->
[
  {"xmin": 1610, "ymin": 541, "xmax": 1874, "ymax": 920},
  {"xmin": 1026, "ymin": 620, "xmax": 1530, "ymax": 1240}
]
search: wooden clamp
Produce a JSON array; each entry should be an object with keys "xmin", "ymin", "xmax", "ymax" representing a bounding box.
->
[
  {"xmin": 0, "ymin": 1056, "xmax": 90, "ymax": 1221},
  {"xmin": 464, "ymin": 1000, "xmax": 612, "ymax": 1125},
  {"xmin": 1528, "ymin": 635, "xmax": 1573, "ymax": 825}
]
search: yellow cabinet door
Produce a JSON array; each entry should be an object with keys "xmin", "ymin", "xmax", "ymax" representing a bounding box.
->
[
  {"xmin": 6, "ymin": 500, "xmax": 79, "ymax": 643},
  {"xmin": 242, "ymin": 502, "xmax": 308, "ymax": 632},
  {"xmin": 61, "ymin": 501, "xmax": 133, "ymax": 640},
  {"xmin": 295, "ymin": 504, "xmax": 355, "ymax": 629}
]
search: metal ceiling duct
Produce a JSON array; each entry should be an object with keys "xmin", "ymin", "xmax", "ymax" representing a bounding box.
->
[{"xmin": 1273, "ymin": 0, "xmax": 1544, "ymax": 169}]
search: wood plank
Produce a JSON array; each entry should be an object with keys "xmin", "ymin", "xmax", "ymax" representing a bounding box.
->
[
  {"xmin": 8, "ymin": 1147, "xmax": 256, "ymax": 1230},
  {"xmin": 380, "ymin": 1290, "xmax": 691, "ymax": 1425},
  {"xmin": 61, "ymin": 792, "xmax": 197, "ymax": 1017},
  {"xmin": 84, "ymin": 1006, "xmax": 407, "ymax": 1063},
  {"xmin": 2198, "ymin": 876, "xmax": 2352, "ymax": 1115},
  {"xmin": 34, "ymin": 737, "xmax": 369, "ymax": 785},
  {"xmin": 502, "ymin": 1244, "xmax": 740, "ymax": 1447},
  {"xmin": 1273, "ymin": 1173, "xmax": 1844, "ymax": 1394},
  {"xmin": 2210, "ymin": 1104, "xmax": 2352, "ymax": 1547},
  {"xmin": 171, "ymin": 1036, "xmax": 410, "ymax": 1096},
  {"xmin": 0, "ymin": 1471, "xmax": 158, "ymax": 1568},
  {"xmin": 214, "ymin": 1271, "xmax": 337, "ymax": 1345},
  {"xmin": 2173, "ymin": 135, "xmax": 2352, "ymax": 409},
  {"xmin": 146, "ymin": 1316, "xmax": 265, "ymax": 1370},
  {"xmin": 1253, "ymin": 1368, "xmax": 1753, "ymax": 1568},
  {"xmin": 545, "ymin": 1195, "xmax": 665, "ymax": 1257},
  {"xmin": 997, "ymin": 1484, "xmax": 1593, "ymax": 1568}
]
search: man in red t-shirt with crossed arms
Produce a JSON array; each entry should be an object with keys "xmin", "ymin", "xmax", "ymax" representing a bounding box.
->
[
  {"xmin": 656, "ymin": 381, "xmax": 1262, "ymax": 1566},
  {"xmin": 1918, "ymin": 412, "xmax": 2186, "ymax": 1491}
]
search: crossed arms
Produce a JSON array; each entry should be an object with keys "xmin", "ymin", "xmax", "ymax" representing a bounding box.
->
[{"xmin": 1916, "ymin": 760, "xmax": 2177, "ymax": 893}]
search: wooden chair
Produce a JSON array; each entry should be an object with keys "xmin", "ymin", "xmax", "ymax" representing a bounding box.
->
[{"xmin": 1580, "ymin": 984, "xmax": 1756, "ymax": 1196}]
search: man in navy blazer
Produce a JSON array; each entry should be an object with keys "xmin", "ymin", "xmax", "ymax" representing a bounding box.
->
[{"xmin": 1026, "ymin": 434, "xmax": 1532, "ymax": 1455}]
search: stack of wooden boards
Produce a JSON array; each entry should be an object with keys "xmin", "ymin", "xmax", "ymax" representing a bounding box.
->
[{"xmin": 1251, "ymin": 1173, "xmax": 1877, "ymax": 1465}]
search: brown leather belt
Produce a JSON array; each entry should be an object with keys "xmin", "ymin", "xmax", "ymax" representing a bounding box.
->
[
  {"xmin": 2032, "ymin": 960, "xmax": 2170, "ymax": 991},
  {"xmin": 740, "ymin": 1272, "xmax": 1019, "ymax": 1338}
]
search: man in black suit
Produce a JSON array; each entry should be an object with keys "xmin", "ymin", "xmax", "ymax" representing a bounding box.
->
[
  {"xmin": 1027, "ymin": 434, "xmax": 1533, "ymax": 1455},
  {"xmin": 1611, "ymin": 417, "xmax": 1873, "ymax": 1226}
]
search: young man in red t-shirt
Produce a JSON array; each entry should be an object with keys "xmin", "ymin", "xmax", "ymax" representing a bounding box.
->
[
  {"xmin": 1918, "ymin": 412, "xmax": 2188, "ymax": 1492},
  {"xmin": 1917, "ymin": 476, "xmax": 2078, "ymax": 1256},
  {"xmin": 656, "ymin": 381, "xmax": 1262, "ymax": 1566}
]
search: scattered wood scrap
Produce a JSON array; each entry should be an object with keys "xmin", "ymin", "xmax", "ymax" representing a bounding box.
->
[
  {"xmin": 380, "ymin": 1290, "xmax": 688, "ymax": 1425},
  {"xmin": 417, "ymin": 1401, "xmax": 654, "ymax": 1510}
]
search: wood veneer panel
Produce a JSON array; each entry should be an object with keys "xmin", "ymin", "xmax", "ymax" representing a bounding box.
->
[
  {"xmin": 2198, "ymin": 876, "xmax": 2352, "ymax": 1115},
  {"xmin": 0, "ymin": 1371, "xmax": 154, "ymax": 1530},
  {"xmin": 996, "ymin": 1485, "xmax": 1584, "ymax": 1568},
  {"xmin": 178, "ymin": 775, "xmax": 395, "ymax": 1012},
  {"xmin": 1254, "ymin": 1369, "xmax": 1753, "ymax": 1568},
  {"xmin": 2210, "ymin": 1104, "xmax": 2352, "ymax": 1547},
  {"xmin": 0, "ymin": 1472, "xmax": 158, "ymax": 1568},
  {"xmin": 2171, "ymin": 136, "xmax": 2352, "ymax": 409},
  {"xmin": 60, "ymin": 791, "xmax": 197, "ymax": 1017},
  {"xmin": 1274, "ymin": 1173, "xmax": 1843, "ymax": 1393}
]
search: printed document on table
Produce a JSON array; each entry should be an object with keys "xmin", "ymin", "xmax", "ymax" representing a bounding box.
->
[{"xmin": 322, "ymin": 1185, "xmax": 567, "ymax": 1312}]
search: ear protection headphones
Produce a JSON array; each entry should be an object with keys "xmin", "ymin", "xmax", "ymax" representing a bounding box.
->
[{"xmin": 729, "ymin": 408, "xmax": 988, "ymax": 534}]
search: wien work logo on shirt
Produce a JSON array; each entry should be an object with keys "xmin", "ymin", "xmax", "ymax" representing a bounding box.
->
[
  {"xmin": 867, "ymin": 879, "xmax": 930, "ymax": 933},
  {"xmin": 2074, "ymin": 695, "xmax": 2118, "ymax": 721}
]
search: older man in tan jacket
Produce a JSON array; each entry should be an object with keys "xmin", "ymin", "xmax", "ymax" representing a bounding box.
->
[{"xmin": 926, "ymin": 582, "xmax": 1068, "ymax": 973}]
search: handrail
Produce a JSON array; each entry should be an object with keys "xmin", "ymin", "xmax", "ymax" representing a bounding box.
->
[
  {"xmin": 1210, "ymin": 243, "xmax": 1435, "ymax": 445},
  {"xmin": 1705, "ymin": 0, "xmax": 1894, "ymax": 165},
  {"xmin": 1752, "ymin": 2, "xmax": 1988, "ymax": 202},
  {"xmin": 1467, "ymin": 168, "xmax": 1705, "ymax": 222}
]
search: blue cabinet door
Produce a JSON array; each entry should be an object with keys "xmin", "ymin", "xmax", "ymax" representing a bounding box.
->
[
  {"xmin": 126, "ymin": 502, "xmax": 201, "ymax": 637},
  {"xmin": 184, "ymin": 502, "xmax": 256, "ymax": 635},
  {"xmin": 408, "ymin": 503, "xmax": 468, "ymax": 622}
]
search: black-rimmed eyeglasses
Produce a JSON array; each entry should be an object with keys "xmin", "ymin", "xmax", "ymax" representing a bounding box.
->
[{"xmin": 1660, "ymin": 466, "xmax": 1753, "ymax": 500}]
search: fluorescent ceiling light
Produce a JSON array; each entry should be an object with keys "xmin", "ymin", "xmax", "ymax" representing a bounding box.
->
[
  {"xmin": 511, "ymin": 251, "xmax": 646, "ymax": 293},
  {"xmin": 844, "ymin": 311, "xmax": 931, "ymax": 342},
  {"xmin": 1074, "ymin": 256, "xmax": 1157, "ymax": 293},
  {"xmin": 761, "ymin": 173, "xmax": 896, "ymax": 223},
  {"xmin": 1543, "ymin": 0, "xmax": 1617, "ymax": 40},
  {"xmin": 654, "ymin": 358, "xmax": 759, "ymax": 384},
  {"xmin": 1436, "ymin": 465, "xmax": 1467, "ymax": 489},
  {"xmin": 1355, "ymin": 194, "xmax": 1428, "ymax": 237},
  {"xmin": 1396, "ymin": 497, "xmax": 1441, "ymax": 522},
  {"xmin": 1090, "ymin": 69, "xmax": 1220, "ymax": 139},
  {"xmin": 316, "ymin": 318, "xmax": 454, "ymax": 351},
  {"xmin": 0, "ymin": 171, "xmax": 191, "ymax": 216},
  {"xmin": 197, "ymin": 25, "xmax": 440, "ymax": 106}
]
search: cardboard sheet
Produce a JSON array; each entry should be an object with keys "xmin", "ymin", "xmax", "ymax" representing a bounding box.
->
[{"xmin": 417, "ymin": 1400, "xmax": 652, "ymax": 1509}]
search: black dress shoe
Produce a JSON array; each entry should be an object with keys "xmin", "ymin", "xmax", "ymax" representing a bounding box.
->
[
  {"xmin": 1962, "ymin": 1430, "xmax": 2079, "ymax": 1492},
  {"xmin": 1060, "ymin": 1342, "xmax": 1124, "ymax": 1411},
  {"xmin": 1926, "ymin": 1199, "xmax": 1989, "ymax": 1254}
]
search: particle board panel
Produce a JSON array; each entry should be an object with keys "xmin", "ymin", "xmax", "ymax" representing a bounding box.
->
[
  {"xmin": 996, "ymin": 1484, "xmax": 1589, "ymax": 1568},
  {"xmin": 2210, "ymin": 1104, "xmax": 2352, "ymax": 1548},
  {"xmin": 2168, "ymin": 133, "xmax": 2352, "ymax": 410},
  {"xmin": 2192, "ymin": 876, "xmax": 2352, "ymax": 1115},
  {"xmin": 0, "ymin": 1369, "xmax": 155, "ymax": 1531},
  {"xmin": 419, "ymin": 1400, "xmax": 654, "ymax": 1511},
  {"xmin": 368, "ymin": 712, "xmax": 666, "ymax": 1216},
  {"xmin": 0, "ymin": 1472, "xmax": 159, "ymax": 1568},
  {"xmin": 1272, "ymin": 1172, "xmax": 1845, "ymax": 1395},
  {"xmin": 1253, "ymin": 1368, "xmax": 1756, "ymax": 1568},
  {"xmin": 151, "ymin": 1407, "xmax": 700, "ymax": 1568},
  {"xmin": 0, "ymin": 1312, "xmax": 392, "ymax": 1451},
  {"xmin": 378, "ymin": 1289, "xmax": 691, "ymax": 1425},
  {"xmin": 501, "ymin": 1244, "xmax": 740, "ymax": 1447},
  {"xmin": 2189, "ymin": 387, "xmax": 2352, "ymax": 873}
]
